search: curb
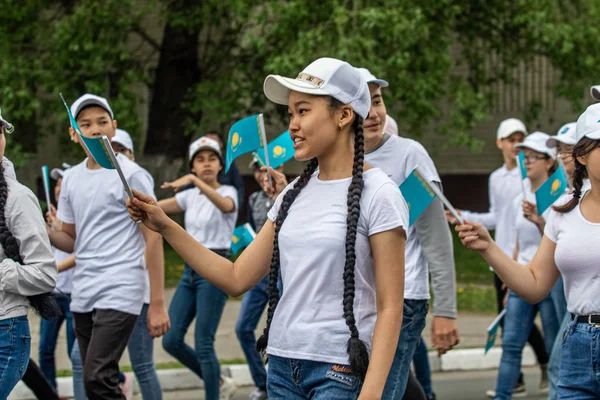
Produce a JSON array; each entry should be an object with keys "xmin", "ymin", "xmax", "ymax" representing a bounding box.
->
[{"xmin": 8, "ymin": 347, "xmax": 536, "ymax": 399}]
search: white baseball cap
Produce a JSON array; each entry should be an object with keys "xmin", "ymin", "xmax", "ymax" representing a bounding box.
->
[
  {"xmin": 50, "ymin": 168, "xmax": 64, "ymax": 180},
  {"xmin": 590, "ymin": 86, "xmax": 600, "ymax": 101},
  {"xmin": 264, "ymin": 57, "xmax": 371, "ymax": 119},
  {"xmin": 356, "ymin": 68, "xmax": 389, "ymax": 88},
  {"xmin": 497, "ymin": 118, "xmax": 528, "ymax": 140},
  {"xmin": 575, "ymin": 103, "xmax": 600, "ymax": 143},
  {"xmin": 113, "ymin": 129, "xmax": 134, "ymax": 153},
  {"xmin": 546, "ymin": 122, "xmax": 577, "ymax": 148},
  {"xmin": 515, "ymin": 131, "xmax": 556, "ymax": 159},
  {"xmin": 383, "ymin": 114, "xmax": 399, "ymax": 136},
  {"xmin": 188, "ymin": 136, "xmax": 223, "ymax": 165},
  {"xmin": 71, "ymin": 94, "xmax": 114, "ymax": 120}
]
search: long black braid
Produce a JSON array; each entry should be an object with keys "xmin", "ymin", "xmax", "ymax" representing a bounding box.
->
[
  {"xmin": 554, "ymin": 138, "xmax": 600, "ymax": 214},
  {"xmin": 256, "ymin": 98, "xmax": 369, "ymax": 380},
  {"xmin": 0, "ymin": 162, "xmax": 61, "ymax": 319}
]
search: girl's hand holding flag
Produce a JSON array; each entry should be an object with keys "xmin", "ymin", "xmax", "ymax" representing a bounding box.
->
[
  {"xmin": 455, "ymin": 221, "xmax": 494, "ymax": 252},
  {"xmin": 127, "ymin": 189, "xmax": 174, "ymax": 234},
  {"xmin": 261, "ymin": 166, "xmax": 288, "ymax": 199}
]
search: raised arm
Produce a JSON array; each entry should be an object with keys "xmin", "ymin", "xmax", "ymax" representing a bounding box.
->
[
  {"xmin": 457, "ymin": 222, "xmax": 560, "ymax": 303},
  {"xmin": 157, "ymin": 197, "xmax": 183, "ymax": 215},
  {"xmin": 128, "ymin": 189, "xmax": 271, "ymax": 297}
]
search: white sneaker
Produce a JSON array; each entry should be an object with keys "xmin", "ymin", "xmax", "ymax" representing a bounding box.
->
[
  {"xmin": 485, "ymin": 381, "xmax": 527, "ymax": 398},
  {"xmin": 250, "ymin": 389, "xmax": 268, "ymax": 400},
  {"xmin": 220, "ymin": 376, "xmax": 238, "ymax": 400},
  {"xmin": 119, "ymin": 372, "xmax": 134, "ymax": 400}
]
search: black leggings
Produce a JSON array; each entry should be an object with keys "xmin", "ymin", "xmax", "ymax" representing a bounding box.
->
[
  {"xmin": 494, "ymin": 273, "xmax": 549, "ymax": 366},
  {"xmin": 22, "ymin": 359, "xmax": 59, "ymax": 400}
]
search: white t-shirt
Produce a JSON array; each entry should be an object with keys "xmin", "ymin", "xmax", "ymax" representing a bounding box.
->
[
  {"xmin": 513, "ymin": 184, "xmax": 551, "ymax": 265},
  {"xmin": 545, "ymin": 190, "xmax": 600, "ymax": 315},
  {"xmin": 53, "ymin": 247, "xmax": 74, "ymax": 294},
  {"xmin": 57, "ymin": 155, "xmax": 155, "ymax": 315},
  {"xmin": 266, "ymin": 168, "xmax": 409, "ymax": 365},
  {"xmin": 175, "ymin": 185, "xmax": 238, "ymax": 249},
  {"xmin": 365, "ymin": 134, "xmax": 440, "ymax": 300},
  {"xmin": 461, "ymin": 165, "xmax": 521, "ymax": 259}
]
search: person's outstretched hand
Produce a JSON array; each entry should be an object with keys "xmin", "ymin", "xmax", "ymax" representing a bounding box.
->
[
  {"xmin": 126, "ymin": 189, "xmax": 172, "ymax": 234},
  {"xmin": 261, "ymin": 167, "xmax": 288, "ymax": 199},
  {"xmin": 455, "ymin": 222, "xmax": 493, "ymax": 252}
]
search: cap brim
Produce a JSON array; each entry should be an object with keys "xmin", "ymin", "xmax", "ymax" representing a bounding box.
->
[
  {"xmin": 546, "ymin": 136, "xmax": 576, "ymax": 148},
  {"xmin": 583, "ymin": 131, "xmax": 600, "ymax": 141},
  {"xmin": 368, "ymin": 79, "xmax": 389, "ymax": 88},
  {"xmin": 515, "ymin": 143, "xmax": 555, "ymax": 158},
  {"xmin": 591, "ymin": 86, "xmax": 600, "ymax": 101},
  {"xmin": 190, "ymin": 146, "xmax": 223, "ymax": 164},
  {"xmin": 74, "ymin": 99, "xmax": 113, "ymax": 119},
  {"xmin": 264, "ymin": 75, "xmax": 330, "ymax": 106}
]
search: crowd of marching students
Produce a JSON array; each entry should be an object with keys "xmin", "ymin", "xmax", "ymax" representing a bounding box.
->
[{"xmin": 1, "ymin": 56, "xmax": 600, "ymax": 400}]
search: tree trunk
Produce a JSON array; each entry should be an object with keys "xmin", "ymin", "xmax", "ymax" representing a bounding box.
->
[{"xmin": 144, "ymin": 0, "xmax": 201, "ymax": 157}]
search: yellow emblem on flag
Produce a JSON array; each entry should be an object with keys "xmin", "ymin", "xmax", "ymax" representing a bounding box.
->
[
  {"xmin": 232, "ymin": 132, "xmax": 241, "ymax": 151},
  {"xmin": 232, "ymin": 235, "xmax": 239, "ymax": 244},
  {"xmin": 551, "ymin": 179, "xmax": 560, "ymax": 194},
  {"xmin": 273, "ymin": 145, "xmax": 285, "ymax": 158}
]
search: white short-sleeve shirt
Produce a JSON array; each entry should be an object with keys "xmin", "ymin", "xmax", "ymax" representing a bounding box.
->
[
  {"xmin": 174, "ymin": 185, "xmax": 238, "ymax": 249},
  {"xmin": 265, "ymin": 168, "xmax": 409, "ymax": 365},
  {"xmin": 57, "ymin": 154, "xmax": 155, "ymax": 315},
  {"xmin": 365, "ymin": 134, "xmax": 440, "ymax": 300}
]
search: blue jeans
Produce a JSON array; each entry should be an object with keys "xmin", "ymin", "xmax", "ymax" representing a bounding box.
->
[
  {"xmin": 162, "ymin": 264, "xmax": 229, "ymax": 400},
  {"xmin": 267, "ymin": 355, "xmax": 362, "ymax": 399},
  {"xmin": 494, "ymin": 291, "xmax": 559, "ymax": 400},
  {"xmin": 382, "ymin": 299, "xmax": 429, "ymax": 400},
  {"xmin": 412, "ymin": 337, "xmax": 432, "ymax": 398},
  {"xmin": 548, "ymin": 277, "xmax": 568, "ymax": 400},
  {"xmin": 71, "ymin": 304, "xmax": 162, "ymax": 400},
  {"xmin": 39, "ymin": 294, "xmax": 75, "ymax": 390},
  {"xmin": 236, "ymin": 275, "xmax": 268, "ymax": 390},
  {"xmin": 0, "ymin": 316, "xmax": 31, "ymax": 399},
  {"xmin": 558, "ymin": 319, "xmax": 600, "ymax": 398}
]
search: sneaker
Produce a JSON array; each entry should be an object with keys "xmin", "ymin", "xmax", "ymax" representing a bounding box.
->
[
  {"xmin": 540, "ymin": 363, "xmax": 549, "ymax": 393},
  {"xmin": 485, "ymin": 382, "xmax": 527, "ymax": 398},
  {"xmin": 220, "ymin": 376, "xmax": 238, "ymax": 400},
  {"xmin": 250, "ymin": 389, "xmax": 268, "ymax": 400},
  {"xmin": 119, "ymin": 372, "xmax": 134, "ymax": 400}
]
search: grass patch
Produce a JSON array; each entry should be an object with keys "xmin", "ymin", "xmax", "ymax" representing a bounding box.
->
[
  {"xmin": 164, "ymin": 241, "xmax": 185, "ymax": 288},
  {"xmin": 453, "ymin": 232, "xmax": 494, "ymax": 285},
  {"xmin": 455, "ymin": 284, "xmax": 497, "ymax": 313}
]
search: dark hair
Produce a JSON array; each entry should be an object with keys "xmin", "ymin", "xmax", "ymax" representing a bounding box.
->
[
  {"xmin": 0, "ymin": 163, "xmax": 61, "ymax": 319},
  {"xmin": 75, "ymin": 104, "xmax": 112, "ymax": 121},
  {"xmin": 256, "ymin": 97, "xmax": 369, "ymax": 380},
  {"xmin": 554, "ymin": 138, "xmax": 600, "ymax": 213}
]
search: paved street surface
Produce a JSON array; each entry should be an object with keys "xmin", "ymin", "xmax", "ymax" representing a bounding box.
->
[{"xmin": 161, "ymin": 368, "xmax": 547, "ymax": 400}]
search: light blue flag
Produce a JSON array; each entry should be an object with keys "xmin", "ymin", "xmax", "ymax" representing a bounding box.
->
[
  {"xmin": 535, "ymin": 163, "xmax": 568, "ymax": 216},
  {"xmin": 485, "ymin": 309, "xmax": 506, "ymax": 355},
  {"xmin": 226, "ymin": 114, "xmax": 264, "ymax": 173},
  {"xmin": 252, "ymin": 131, "xmax": 295, "ymax": 169},
  {"xmin": 41, "ymin": 165, "xmax": 51, "ymax": 208},
  {"xmin": 230, "ymin": 223, "xmax": 256, "ymax": 256},
  {"xmin": 399, "ymin": 169, "xmax": 437, "ymax": 226},
  {"xmin": 59, "ymin": 94, "xmax": 115, "ymax": 170},
  {"xmin": 517, "ymin": 151, "xmax": 527, "ymax": 180}
]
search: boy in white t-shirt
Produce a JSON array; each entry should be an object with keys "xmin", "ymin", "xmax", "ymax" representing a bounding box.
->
[
  {"xmin": 47, "ymin": 94, "xmax": 170, "ymax": 399},
  {"xmin": 357, "ymin": 67, "xmax": 457, "ymax": 400}
]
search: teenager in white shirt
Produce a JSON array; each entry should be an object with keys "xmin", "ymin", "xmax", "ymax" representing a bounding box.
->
[
  {"xmin": 127, "ymin": 57, "xmax": 408, "ymax": 399},
  {"xmin": 456, "ymin": 102, "xmax": 600, "ymax": 398},
  {"xmin": 157, "ymin": 136, "xmax": 238, "ymax": 400},
  {"xmin": 47, "ymin": 94, "xmax": 170, "ymax": 400},
  {"xmin": 0, "ymin": 111, "xmax": 58, "ymax": 398},
  {"xmin": 356, "ymin": 67, "xmax": 458, "ymax": 400}
]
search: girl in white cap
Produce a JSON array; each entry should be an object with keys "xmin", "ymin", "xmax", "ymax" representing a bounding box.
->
[
  {"xmin": 127, "ymin": 57, "xmax": 408, "ymax": 399},
  {"xmin": 456, "ymin": 103, "xmax": 600, "ymax": 398},
  {"xmin": 0, "ymin": 109, "xmax": 58, "ymax": 398},
  {"xmin": 157, "ymin": 136, "xmax": 238, "ymax": 400}
]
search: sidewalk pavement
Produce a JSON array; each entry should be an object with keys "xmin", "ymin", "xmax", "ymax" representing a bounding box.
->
[{"xmin": 10, "ymin": 288, "xmax": 541, "ymax": 399}]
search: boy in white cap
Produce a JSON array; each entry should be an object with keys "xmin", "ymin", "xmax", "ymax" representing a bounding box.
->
[
  {"xmin": 111, "ymin": 129, "xmax": 135, "ymax": 161},
  {"xmin": 357, "ymin": 67, "xmax": 457, "ymax": 400},
  {"xmin": 46, "ymin": 94, "xmax": 170, "ymax": 399}
]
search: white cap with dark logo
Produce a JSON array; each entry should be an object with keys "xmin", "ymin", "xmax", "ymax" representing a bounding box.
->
[
  {"xmin": 497, "ymin": 118, "xmax": 528, "ymax": 140},
  {"xmin": 515, "ymin": 131, "xmax": 556, "ymax": 159},
  {"xmin": 113, "ymin": 129, "xmax": 134, "ymax": 153},
  {"xmin": 71, "ymin": 94, "xmax": 114, "ymax": 120},
  {"xmin": 263, "ymin": 57, "xmax": 371, "ymax": 119},
  {"xmin": 546, "ymin": 122, "xmax": 577, "ymax": 148},
  {"xmin": 188, "ymin": 136, "xmax": 223, "ymax": 165},
  {"xmin": 575, "ymin": 103, "xmax": 600, "ymax": 143}
]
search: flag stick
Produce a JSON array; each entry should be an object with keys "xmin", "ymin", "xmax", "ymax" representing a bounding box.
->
[
  {"xmin": 41, "ymin": 166, "xmax": 52, "ymax": 210},
  {"xmin": 101, "ymin": 136, "xmax": 134, "ymax": 201},
  {"xmin": 417, "ymin": 168, "xmax": 464, "ymax": 225},
  {"xmin": 516, "ymin": 152, "xmax": 527, "ymax": 199},
  {"xmin": 258, "ymin": 114, "xmax": 273, "ymax": 188}
]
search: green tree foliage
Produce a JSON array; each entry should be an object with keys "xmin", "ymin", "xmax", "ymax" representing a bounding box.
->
[{"xmin": 0, "ymin": 0, "xmax": 599, "ymax": 161}]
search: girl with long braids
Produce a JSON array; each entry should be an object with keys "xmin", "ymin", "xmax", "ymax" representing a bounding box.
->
[
  {"xmin": 0, "ymin": 111, "xmax": 58, "ymax": 397},
  {"xmin": 127, "ymin": 57, "xmax": 408, "ymax": 399},
  {"xmin": 455, "ymin": 103, "xmax": 600, "ymax": 398}
]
